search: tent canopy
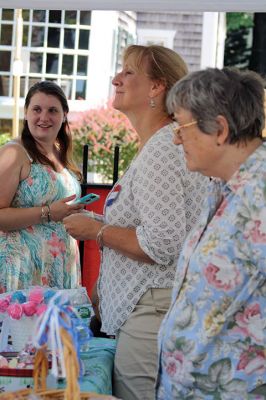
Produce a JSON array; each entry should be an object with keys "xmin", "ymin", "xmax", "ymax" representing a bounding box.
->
[{"xmin": 0, "ymin": 0, "xmax": 266, "ymax": 11}]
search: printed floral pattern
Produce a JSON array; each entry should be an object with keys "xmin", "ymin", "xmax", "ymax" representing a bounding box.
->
[
  {"xmin": 157, "ymin": 143, "xmax": 266, "ymax": 399},
  {"xmin": 0, "ymin": 163, "xmax": 81, "ymax": 291}
]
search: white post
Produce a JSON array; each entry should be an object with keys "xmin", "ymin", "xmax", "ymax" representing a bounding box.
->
[{"xmin": 12, "ymin": 9, "xmax": 23, "ymax": 138}]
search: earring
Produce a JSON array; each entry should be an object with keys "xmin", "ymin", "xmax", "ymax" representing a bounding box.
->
[
  {"xmin": 149, "ymin": 98, "xmax": 156, "ymax": 108},
  {"xmin": 63, "ymin": 117, "xmax": 66, "ymax": 123}
]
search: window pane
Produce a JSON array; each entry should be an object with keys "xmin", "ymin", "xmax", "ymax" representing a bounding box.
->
[
  {"xmin": 28, "ymin": 77, "xmax": 41, "ymax": 89},
  {"xmin": 2, "ymin": 9, "xmax": 14, "ymax": 21},
  {"xmin": 49, "ymin": 11, "xmax": 62, "ymax": 24},
  {"xmin": 65, "ymin": 11, "xmax": 77, "ymax": 25},
  {"xmin": 62, "ymin": 55, "xmax": 74, "ymax": 75},
  {"xmin": 80, "ymin": 11, "xmax": 91, "ymax": 25},
  {"xmin": 48, "ymin": 28, "xmax": 60, "ymax": 48},
  {"xmin": 77, "ymin": 56, "xmax": 88, "ymax": 76},
  {"xmin": 0, "ymin": 51, "xmax": 11, "ymax": 71},
  {"xmin": 33, "ymin": 10, "xmax": 46, "ymax": 23},
  {"xmin": 61, "ymin": 79, "xmax": 73, "ymax": 99},
  {"xmin": 20, "ymin": 77, "xmax": 26, "ymax": 97},
  {"xmin": 79, "ymin": 30, "xmax": 89, "ymax": 50},
  {"xmin": 31, "ymin": 26, "xmax": 44, "ymax": 47},
  {"xmin": 23, "ymin": 25, "xmax": 29, "ymax": 46},
  {"xmin": 64, "ymin": 29, "xmax": 75, "ymax": 49},
  {"xmin": 22, "ymin": 10, "xmax": 30, "ymax": 21},
  {"xmin": 0, "ymin": 76, "xmax": 10, "ymax": 96},
  {"xmin": 30, "ymin": 53, "xmax": 43, "ymax": 73},
  {"xmin": 75, "ymin": 79, "xmax": 86, "ymax": 99},
  {"xmin": 46, "ymin": 53, "xmax": 59, "ymax": 74},
  {"xmin": 0, "ymin": 24, "xmax": 13, "ymax": 46}
]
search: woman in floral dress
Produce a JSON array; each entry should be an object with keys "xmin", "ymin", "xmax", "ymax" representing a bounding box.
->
[
  {"xmin": 0, "ymin": 81, "xmax": 84, "ymax": 292},
  {"xmin": 156, "ymin": 67, "xmax": 266, "ymax": 398}
]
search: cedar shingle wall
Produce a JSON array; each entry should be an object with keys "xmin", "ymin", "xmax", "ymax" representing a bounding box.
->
[{"xmin": 137, "ymin": 12, "xmax": 203, "ymax": 72}]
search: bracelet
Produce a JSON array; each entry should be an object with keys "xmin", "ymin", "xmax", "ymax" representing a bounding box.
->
[
  {"xmin": 40, "ymin": 205, "xmax": 51, "ymax": 223},
  {"xmin": 46, "ymin": 204, "xmax": 51, "ymax": 222},
  {"xmin": 96, "ymin": 225, "xmax": 109, "ymax": 250}
]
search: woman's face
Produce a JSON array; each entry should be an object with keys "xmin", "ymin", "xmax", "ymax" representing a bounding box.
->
[
  {"xmin": 112, "ymin": 54, "xmax": 155, "ymax": 114},
  {"xmin": 173, "ymin": 108, "xmax": 219, "ymax": 177},
  {"xmin": 25, "ymin": 92, "xmax": 65, "ymax": 145}
]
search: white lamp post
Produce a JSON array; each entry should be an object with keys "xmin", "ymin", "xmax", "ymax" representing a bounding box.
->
[{"xmin": 12, "ymin": 9, "xmax": 23, "ymax": 138}]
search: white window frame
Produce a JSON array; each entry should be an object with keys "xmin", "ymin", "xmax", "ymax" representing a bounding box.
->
[{"xmin": 137, "ymin": 28, "xmax": 176, "ymax": 48}]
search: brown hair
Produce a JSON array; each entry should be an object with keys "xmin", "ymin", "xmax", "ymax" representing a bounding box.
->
[
  {"xmin": 123, "ymin": 44, "xmax": 188, "ymax": 99},
  {"xmin": 21, "ymin": 81, "xmax": 81, "ymax": 180}
]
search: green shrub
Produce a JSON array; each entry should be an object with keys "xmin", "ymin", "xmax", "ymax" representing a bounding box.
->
[
  {"xmin": 70, "ymin": 102, "xmax": 139, "ymax": 183},
  {"xmin": 0, "ymin": 133, "xmax": 11, "ymax": 146}
]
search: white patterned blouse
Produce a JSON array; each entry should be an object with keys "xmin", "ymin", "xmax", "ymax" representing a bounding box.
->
[{"xmin": 98, "ymin": 123, "xmax": 209, "ymax": 335}]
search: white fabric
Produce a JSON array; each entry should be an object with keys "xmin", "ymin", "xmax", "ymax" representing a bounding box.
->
[{"xmin": 98, "ymin": 124, "xmax": 209, "ymax": 335}]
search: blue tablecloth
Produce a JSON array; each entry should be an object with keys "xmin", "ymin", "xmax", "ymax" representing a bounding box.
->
[{"xmin": 58, "ymin": 337, "xmax": 116, "ymax": 395}]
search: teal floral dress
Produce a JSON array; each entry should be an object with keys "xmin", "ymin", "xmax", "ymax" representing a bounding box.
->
[
  {"xmin": 0, "ymin": 160, "xmax": 81, "ymax": 292},
  {"xmin": 156, "ymin": 143, "xmax": 266, "ymax": 399}
]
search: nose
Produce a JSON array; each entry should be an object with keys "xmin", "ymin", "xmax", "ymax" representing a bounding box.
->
[
  {"xmin": 112, "ymin": 72, "xmax": 122, "ymax": 86},
  {"xmin": 39, "ymin": 110, "xmax": 50, "ymax": 121}
]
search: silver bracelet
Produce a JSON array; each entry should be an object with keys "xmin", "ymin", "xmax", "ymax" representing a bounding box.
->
[
  {"xmin": 40, "ymin": 205, "xmax": 50, "ymax": 223},
  {"xmin": 96, "ymin": 225, "xmax": 108, "ymax": 250}
]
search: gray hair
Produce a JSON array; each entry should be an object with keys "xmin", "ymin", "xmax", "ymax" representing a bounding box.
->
[{"xmin": 167, "ymin": 67, "xmax": 265, "ymax": 144}]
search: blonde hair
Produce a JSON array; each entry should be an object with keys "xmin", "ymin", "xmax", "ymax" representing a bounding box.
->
[{"xmin": 123, "ymin": 44, "xmax": 188, "ymax": 96}]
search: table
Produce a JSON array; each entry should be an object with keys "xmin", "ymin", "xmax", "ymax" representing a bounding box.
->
[{"xmin": 58, "ymin": 337, "xmax": 117, "ymax": 395}]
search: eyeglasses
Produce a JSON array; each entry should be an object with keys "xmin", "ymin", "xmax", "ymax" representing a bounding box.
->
[{"xmin": 173, "ymin": 120, "xmax": 198, "ymax": 139}]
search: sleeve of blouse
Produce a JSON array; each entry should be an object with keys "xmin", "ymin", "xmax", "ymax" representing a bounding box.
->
[{"xmin": 133, "ymin": 129, "xmax": 201, "ymax": 265}]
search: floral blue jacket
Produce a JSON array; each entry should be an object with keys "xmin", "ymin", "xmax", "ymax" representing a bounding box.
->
[{"xmin": 156, "ymin": 143, "xmax": 266, "ymax": 400}]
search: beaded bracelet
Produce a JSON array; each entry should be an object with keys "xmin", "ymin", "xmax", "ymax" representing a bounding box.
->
[{"xmin": 96, "ymin": 225, "xmax": 108, "ymax": 250}]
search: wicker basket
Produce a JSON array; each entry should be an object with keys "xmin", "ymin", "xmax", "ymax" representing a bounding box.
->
[{"xmin": 0, "ymin": 328, "xmax": 111, "ymax": 400}]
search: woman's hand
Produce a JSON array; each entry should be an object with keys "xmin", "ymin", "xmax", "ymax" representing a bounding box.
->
[
  {"xmin": 63, "ymin": 213, "xmax": 102, "ymax": 240},
  {"xmin": 49, "ymin": 194, "xmax": 84, "ymax": 222}
]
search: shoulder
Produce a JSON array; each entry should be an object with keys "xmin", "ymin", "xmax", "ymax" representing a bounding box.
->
[
  {"xmin": 0, "ymin": 140, "xmax": 30, "ymax": 166},
  {"xmin": 142, "ymin": 124, "xmax": 185, "ymax": 161}
]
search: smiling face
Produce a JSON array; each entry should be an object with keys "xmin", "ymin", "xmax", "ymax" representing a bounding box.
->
[
  {"xmin": 112, "ymin": 54, "xmax": 155, "ymax": 114},
  {"xmin": 173, "ymin": 108, "xmax": 220, "ymax": 177},
  {"xmin": 25, "ymin": 92, "xmax": 65, "ymax": 145}
]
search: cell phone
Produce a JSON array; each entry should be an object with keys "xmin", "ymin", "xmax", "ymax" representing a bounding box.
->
[{"xmin": 74, "ymin": 193, "xmax": 100, "ymax": 205}]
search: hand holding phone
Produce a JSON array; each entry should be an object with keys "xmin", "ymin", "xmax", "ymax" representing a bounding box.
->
[{"xmin": 74, "ymin": 193, "xmax": 100, "ymax": 205}]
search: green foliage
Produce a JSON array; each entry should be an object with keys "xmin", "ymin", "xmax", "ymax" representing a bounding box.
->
[
  {"xmin": 226, "ymin": 13, "xmax": 253, "ymax": 31},
  {"xmin": 69, "ymin": 102, "xmax": 139, "ymax": 183},
  {"xmin": 224, "ymin": 13, "xmax": 254, "ymax": 69},
  {"xmin": 0, "ymin": 133, "xmax": 11, "ymax": 146}
]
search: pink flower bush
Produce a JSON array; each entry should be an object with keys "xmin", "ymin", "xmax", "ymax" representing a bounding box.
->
[{"xmin": 69, "ymin": 101, "xmax": 139, "ymax": 182}]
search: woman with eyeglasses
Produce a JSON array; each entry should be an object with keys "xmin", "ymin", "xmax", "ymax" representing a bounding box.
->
[
  {"xmin": 63, "ymin": 44, "xmax": 209, "ymax": 400},
  {"xmin": 156, "ymin": 67, "xmax": 266, "ymax": 399}
]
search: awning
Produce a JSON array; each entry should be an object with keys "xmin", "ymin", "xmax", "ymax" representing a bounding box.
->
[{"xmin": 0, "ymin": 0, "xmax": 265, "ymax": 11}]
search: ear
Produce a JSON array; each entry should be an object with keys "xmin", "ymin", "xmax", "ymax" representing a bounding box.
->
[
  {"xmin": 216, "ymin": 115, "xmax": 229, "ymax": 146},
  {"xmin": 149, "ymin": 79, "xmax": 166, "ymax": 98}
]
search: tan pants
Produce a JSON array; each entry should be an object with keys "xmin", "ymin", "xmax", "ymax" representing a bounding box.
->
[{"xmin": 113, "ymin": 288, "xmax": 172, "ymax": 400}]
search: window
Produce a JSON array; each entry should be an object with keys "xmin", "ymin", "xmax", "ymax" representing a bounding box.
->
[{"xmin": 0, "ymin": 9, "xmax": 91, "ymax": 100}]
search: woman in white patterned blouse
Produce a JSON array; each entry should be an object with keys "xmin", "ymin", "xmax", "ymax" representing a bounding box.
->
[{"xmin": 63, "ymin": 45, "xmax": 209, "ymax": 400}]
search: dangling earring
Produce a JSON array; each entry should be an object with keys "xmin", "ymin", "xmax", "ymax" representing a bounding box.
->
[
  {"xmin": 150, "ymin": 98, "xmax": 156, "ymax": 108},
  {"xmin": 63, "ymin": 117, "xmax": 66, "ymax": 123}
]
